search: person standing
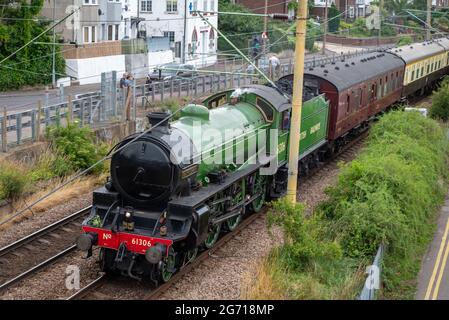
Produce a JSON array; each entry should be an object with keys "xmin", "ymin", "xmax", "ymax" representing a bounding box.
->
[{"xmin": 268, "ymin": 54, "xmax": 281, "ymax": 79}]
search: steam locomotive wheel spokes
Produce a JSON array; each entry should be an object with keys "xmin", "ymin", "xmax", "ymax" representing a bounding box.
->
[
  {"xmin": 226, "ymin": 182, "xmax": 244, "ymax": 231},
  {"xmin": 160, "ymin": 247, "xmax": 176, "ymax": 283},
  {"xmin": 204, "ymin": 223, "xmax": 222, "ymax": 248},
  {"xmin": 251, "ymin": 172, "xmax": 267, "ymax": 212}
]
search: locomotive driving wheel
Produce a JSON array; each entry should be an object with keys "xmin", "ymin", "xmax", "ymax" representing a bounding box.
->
[
  {"xmin": 204, "ymin": 193, "xmax": 224, "ymax": 249},
  {"xmin": 204, "ymin": 223, "xmax": 222, "ymax": 248},
  {"xmin": 250, "ymin": 172, "xmax": 267, "ymax": 212},
  {"xmin": 226, "ymin": 182, "xmax": 244, "ymax": 231}
]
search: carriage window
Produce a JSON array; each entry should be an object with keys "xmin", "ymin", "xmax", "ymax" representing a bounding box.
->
[
  {"xmin": 421, "ymin": 67, "xmax": 424, "ymax": 78},
  {"xmin": 370, "ymin": 83, "xmax": 376, "ymax": 101},
  {"xmin": 346, "ymin": 94, "xmax": 350, "ymax": 114},
  {"xmin": 350, "ymin": 91, "xmax": 357, "ymax": 111},
  {"xmin": 427, "ymin": 64, "xmax": 430, "ymax": 74},
  {"xmin": 358, "ymin": 88, "xmax": 362, "ymax": 107},
  {"xmin": 411, "ymin": 70, "xmax": 415, "ymax": 81},
  {"xmin": 256, "ymin": 97, "xmax": 274, "ymax": 122}
]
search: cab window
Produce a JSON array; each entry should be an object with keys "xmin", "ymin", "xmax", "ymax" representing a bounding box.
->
[
  {"xmin": 207, "ymin": 93, "xmax": 227, "ymax": 109},
  {"xmin": 281, "ymin": 110, "xmax": 290, "ymax": 131}
]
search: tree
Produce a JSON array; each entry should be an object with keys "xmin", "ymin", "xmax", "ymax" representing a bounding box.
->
[
  {"xmin": 328, "ymin": 4, "xmax": 340, "ymax": 33},
  {"xmin": 384, "ymin": 0, "xmax": 411, "ymax": 15},
  {"xmin": 218, "ymin": 0, "xmax": 263, "ymax": 54},
  {"xmin": 0, "ymin": 0, "xmax": 65, "ymax": 90}
]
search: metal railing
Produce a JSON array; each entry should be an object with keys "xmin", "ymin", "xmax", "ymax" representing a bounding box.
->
[
  {"xmin": 0, "ymin": 87, "xmax": 130, "ymax": 152},
  {"xmin": 359, "ymin": 244, "xmax": 384, "ymax": 300},
  {"xmin": 0, "ymin": 47, "xmax": 391, "ymax": 153}
]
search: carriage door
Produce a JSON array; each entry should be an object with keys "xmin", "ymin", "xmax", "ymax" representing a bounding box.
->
[{"xmin": 277, "ymin": 109, "xmax": 291, "ymax": 164}]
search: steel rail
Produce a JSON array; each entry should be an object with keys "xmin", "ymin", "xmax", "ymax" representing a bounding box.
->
[
  {"xmin": 0, "ymin": 206, "xmax": 91, "ymax": 258},
  {"xmin": 0, "ymin": 245, "xmax": 77, "ymax": 292},
  {"xmin": 66, "ymin": 274, "xmax": 108, "ymax": 300}
]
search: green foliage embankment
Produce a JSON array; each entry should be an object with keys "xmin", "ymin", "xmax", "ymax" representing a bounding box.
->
[
  {"xmin": 0, "ymin": 123, "xmax": 108, "ymax": 202},
  {"xmin": 252, "ymin": 111, "xmax": 449, "ymax": 299}
]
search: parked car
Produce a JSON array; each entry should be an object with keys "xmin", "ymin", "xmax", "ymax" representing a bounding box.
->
[{"xmin": 146, "ymin": 63, "xmax": 198, "ymax": 84}]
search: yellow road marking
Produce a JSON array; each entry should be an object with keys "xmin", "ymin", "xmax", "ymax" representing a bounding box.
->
[
  {"xmin": 432, "ymin": 229, "xmax": 449, "ymax": 300},
  {"xmin": 424, "ymin": 214, "xmax": 449, "ymax": 300}
]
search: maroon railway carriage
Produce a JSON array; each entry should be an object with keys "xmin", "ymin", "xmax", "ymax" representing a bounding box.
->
[{"xmin": 280, "ymin": 52, "xmax": 405, "ymax": 148}]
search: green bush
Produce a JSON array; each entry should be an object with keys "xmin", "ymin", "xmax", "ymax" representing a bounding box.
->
[
  {"xmin": 396, "ymin": 35, "xmax": 413, "ymax": 46},
  {"xmin": 0, "ymin": 161, "xmax": 28, "ymax": 200},
  {"xmin": 268, "ymin": 199, "xmax": 342, "ymax": 270},
  {"xmin": 46, "ymin": 123, "xmax": 107, "ymax": 175},
  {"xmin": 430, "ymin": 78, "xmax": 449, "ymax": 121}
]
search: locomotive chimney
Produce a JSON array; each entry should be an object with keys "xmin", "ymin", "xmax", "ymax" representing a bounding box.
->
[{"xmin": 147, "ymin": 111, "xmax": 171, "ymax": 132}]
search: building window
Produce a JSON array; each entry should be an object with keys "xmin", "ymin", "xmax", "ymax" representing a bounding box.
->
[
  {"xmin": 108, "ymin": 25, "xmax": 113, "ymax": 40},
  {"xmin": 203, "ymin": 0, "xmax": 207, "ymax": 11},
  {"xmin": 210, "ymin": 0, "xmax": 215, "ymax": 12},
  {"xmin": 167, "ymin": 0, "xmax": 177, "ymax": 12},
  {"xmin": 141, "ymin": 0, "xmax": 152, "ymax": 12},
  {"xmin": 164, "ymin": 31, "xmax": 175, "ymax": 43},
  {"xmin": 193, "ymin": 0, "xmax": 198, "ymax": 11},
  {"xmin": 209, "ymin": 28, "xmax": 215, "ymax": 50},
  {"xmin": 191, "ymin": 29, "xmax": 198, "ymax": 55},
  {"xmin": 83, "ymin": 26, "xmax": 96, "ymax": 43},
  {"xmin": 175, "ymin": 41, "xmax": 182, "ymax": 58},
  {"xmin": 84, "ymin": 0, "xmax": 97, "ymax": 5},
  {"xmin": 107, "ymin": 25, "xmax": 120, "ymax": 41}
]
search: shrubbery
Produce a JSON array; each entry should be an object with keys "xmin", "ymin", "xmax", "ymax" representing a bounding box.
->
[
  {"xmin": 0, "ymin": 161, "xmax": 28, "ymax": 200},
  {"xmin": 46, "ymin": 123, "xmax": 108, "ymax": 174},
  {"xmin": 396, "ymin": 35, "xmax": 413, "ymax": 46},
  {"xmin": 429, "ymin": 77, "xmax": 449, "ymax": 121},
  {"xmin": 260, "ymin": 111, "xmax": 449, "ymax": 299},
  {"xmin": 0, "ymin": 123, "xmax": 108, "ymax": 202}
]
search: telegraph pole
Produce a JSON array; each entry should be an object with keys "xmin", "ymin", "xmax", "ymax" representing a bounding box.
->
[
  {"xmin": 426, "ymin": 0, "xmax": 432, "ymax": 40},
  {"xmin": 322, "ymin": 0, "xmax": 328, "ymax": 55},
  {"xmin": 286, "ymin": 0, "xmax": 308, "ymax": 204},
  {"xmin": 52, "ymin": 0, "xmax": 56, "ymax": 88},
  {"xmin": 263, "ymin": 0, "xmax": 268, "ymax": 56}
]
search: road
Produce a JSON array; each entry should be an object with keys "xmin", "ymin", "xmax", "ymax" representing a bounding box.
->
[{"xmin": 416, "ymin": 195, "xmax": 449, "ymax": 300}]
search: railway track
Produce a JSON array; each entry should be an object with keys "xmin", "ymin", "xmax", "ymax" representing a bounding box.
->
[{"xmin": 0, "ymin": 206, "xmax": 91, "ymax": 292}]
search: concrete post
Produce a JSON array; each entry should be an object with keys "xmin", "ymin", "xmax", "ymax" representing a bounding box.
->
[{"xmin": 1, "ymin": 107, "xmax": 7, "ymax": 152}]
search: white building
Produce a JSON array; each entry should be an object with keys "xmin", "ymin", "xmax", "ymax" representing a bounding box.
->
[{"xmin": 131, "ymin": 0, "xmax": 218, "ymax": 67}]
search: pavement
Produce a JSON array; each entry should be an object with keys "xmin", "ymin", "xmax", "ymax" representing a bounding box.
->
[{"xmin": 416, "ymin": 194, "xmax": 449, "ymax": 300}]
